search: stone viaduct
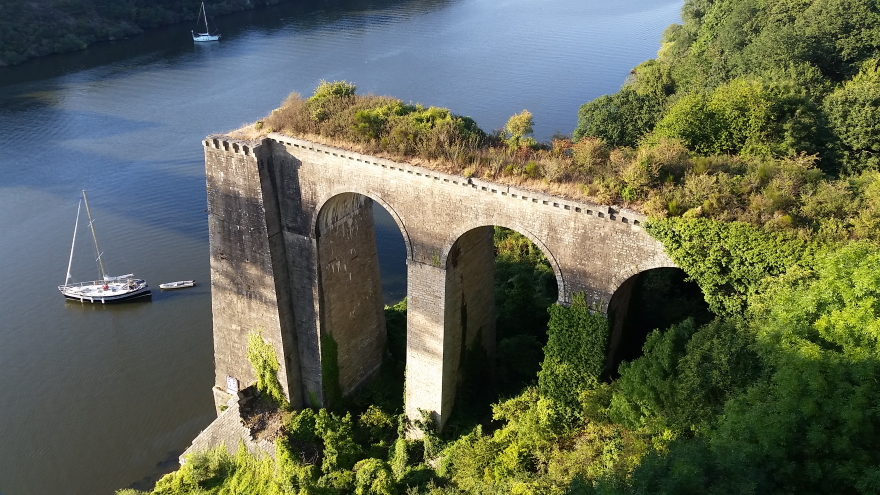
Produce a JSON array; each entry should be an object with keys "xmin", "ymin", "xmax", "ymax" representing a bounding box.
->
[{"xmin": 204, "ymin": 132, "xmax": 675, "ymax": 429}]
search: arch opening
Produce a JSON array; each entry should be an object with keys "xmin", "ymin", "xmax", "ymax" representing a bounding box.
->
[
  {"xmin": 443, "ymin": 225, "xmax": 559, "ymax": 433},
  {"xmin": 314, "ymin": 192, "xmax": 408, "ymax": 410},
  {"xmin": 606, "ymin": 267, "xmax": 713, "ymax": 378}
]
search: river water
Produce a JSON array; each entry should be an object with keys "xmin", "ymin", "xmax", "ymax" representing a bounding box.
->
[{"xmin": 0, "ymin": 0, "xmax": 681, "ymax": 492}]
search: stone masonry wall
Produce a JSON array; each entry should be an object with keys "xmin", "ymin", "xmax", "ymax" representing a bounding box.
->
[{"xmin": 204, "ymin": 138, "xmax": 301, "ymax": 411}]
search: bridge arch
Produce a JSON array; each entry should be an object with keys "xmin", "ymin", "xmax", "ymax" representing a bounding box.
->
[
  {"xmin": 311, "ymin": 189, "xmax": 411, "ymax": 403},
  {"xmin": 604, "ymin": 253, "xmax": 679, "ymax": 309},
  {"xmin": 441, "ymin": 221, "xmax": 566, "ymax": 304},
  {"xmin": 605, "ymin": 264, "xmax": 710, "ymax": 377},
  {"xmin": 436, "ymin": 223, "xmax": 564, "ymax": 420},
  {"xmin": 312, "ymin": 187, "xmax": 413, "ymax": 262}
]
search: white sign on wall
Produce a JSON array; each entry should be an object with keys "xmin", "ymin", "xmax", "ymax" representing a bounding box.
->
[{"xmin": 226, "ymin": 375, "xmax": 239, "ymax": 395}]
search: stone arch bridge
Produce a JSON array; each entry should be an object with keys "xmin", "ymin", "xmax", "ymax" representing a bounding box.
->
[{"xmin": 204, "ymin": 132, "xmax": 675, "ymax": 428}]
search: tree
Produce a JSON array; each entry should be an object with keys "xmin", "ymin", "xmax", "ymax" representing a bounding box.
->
[
  {"xmin": 573, "ymin": 89, "xmax": 664, "ymax": 148},
  {"xmin": 709, "ymin": 242, "xmax": 880, "ymax": 494},
  {"xmin": 654, "ymin": 79, "xmax": 822, "ymax": 157},
  {"xmin": 823, "ymin": 60, "xmax": 880, "ymax": 173},
  {"xmin": 503, "ymin": 110, "xmax": 536, "ymax": 149}
]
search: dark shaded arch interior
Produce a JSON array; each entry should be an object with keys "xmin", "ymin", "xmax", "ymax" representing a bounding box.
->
[{"xmin": 606, "ymin": 268, "xmax": 712, "ymax": 378}]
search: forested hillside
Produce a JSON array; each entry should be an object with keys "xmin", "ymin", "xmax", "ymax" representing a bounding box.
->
[
  {"xmin": 119, "ymin": 0, "xmax": 880, "ymax": 493},
  {"xmin": 0, "ymin": 0, "xmax": 287, "ymax": 66},
  {"xmin": 576, "ymin": 0, "xmax": 880, "ymax": 174}
]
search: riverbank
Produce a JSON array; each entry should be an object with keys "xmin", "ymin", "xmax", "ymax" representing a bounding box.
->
[{"xmin": 0, "ymin": 0, "xmax": 291, "ymax": 67}]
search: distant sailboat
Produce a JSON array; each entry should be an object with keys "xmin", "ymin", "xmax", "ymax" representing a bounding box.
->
[
  {"xmin": 192, "ymin": 2, "xmax": 221, "ymax": 42},
  {"xmin": 58, "ymin": 191, "xmax": 151, "ymax": 304}
]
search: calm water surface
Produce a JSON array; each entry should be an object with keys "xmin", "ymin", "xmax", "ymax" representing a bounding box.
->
[{"xmin": 0, "ymin": 0, "xmax": 681, "ymax": 492}]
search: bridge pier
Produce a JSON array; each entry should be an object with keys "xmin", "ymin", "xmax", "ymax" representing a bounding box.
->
[{"xmin": 404, "ymin": 226, "xmax": 496, "ymax": 431}]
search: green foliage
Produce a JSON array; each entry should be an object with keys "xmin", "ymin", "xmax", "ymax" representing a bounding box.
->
[
  {"xmin": 609, "ymin": 318, "xmax": 763, "ymax": 433},
  {"xmin": 414, "ymin": 409, "xmax": 442, "ymax": 461},
  {"xmin": 359, "ymin": 405, "xmax": 397, "ymax": 446},
  {"xmin": 654, "ymin": 79, "xmax": 822, "ymax": 157},
  {"xmin": 286, "ymin": 408, "xmax": 318, "ymax": 444},
  {"xmin": 503, "ymin": 110, "xmax": 537, "ymax": 149},
  {"xmin": 580, "ymin": 240, "xmax": 880, "ymax": 495},
  {"xmin": 247, "ymin": 331, "xmax": 288, "ymax": 407},
  {"xmin": 389, "ymin": 436, "xmax": 409, "ymax": 480},
  {"xmin": 310, "ymin": 80, "xmax": 357, "ymax": 101},
  {"xmin": 573, "ymin": 88, "xmax": 665, "ymax": 148},
  {"xmin": 645, "ymin": 217, "xmax": 808, "ymax": 317},
  {"xmin": 823, "ymin": 60, "xmax": 880, "ymax": 173},
  {"xmin": 384, "ymin": 298, "xmax": 408, "ymax": 363},
  {"xmin": 316, "ymin": 409, "xmax": 363, "ymax": 473},
  {"xmin": 264, "ymin": 87, "xmax": 484, "ymax": 165},
  {"xmin": 538, "ymin": 294, "xmax": 609, "ymax": 424},
  {"xmin": 574, "ymin": 0, "xmax": 880, "ymax": 173},
  {"xmin": 147, "ymin": 444, "xmax": 285, "ymax": 495},
  {"xmin": 353, "ymin": 458, "xmax": 397, "ymax": 495},
  {"xmin": 493, "ymin": 228, "xmax": 557, "ymax": 331}
]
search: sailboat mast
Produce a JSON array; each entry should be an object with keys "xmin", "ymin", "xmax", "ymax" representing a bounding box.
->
[
  {"xmin": 202, "ymin": 2, "xmax": 209, "ymax": 33},
  {"xmin": 64, "ymin": 199, "xmax": 81, "ymax": 286},
  {"xmin": 81, "ymin": 190, "xmax": 108, "ymax": 281}
]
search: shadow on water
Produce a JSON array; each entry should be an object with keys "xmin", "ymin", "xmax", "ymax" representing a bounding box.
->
[{"xmin": 126, "ymin": 448, "xmax": 187, "ymax": 492}]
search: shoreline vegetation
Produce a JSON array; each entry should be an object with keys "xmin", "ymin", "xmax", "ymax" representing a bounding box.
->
[
  {"xmin": 123, "ymin": 0, "xmax": 880, "ymax": 493},
  {"xmin": 0, "ymin": 0, "xmax": 292, "ymax": 67}
]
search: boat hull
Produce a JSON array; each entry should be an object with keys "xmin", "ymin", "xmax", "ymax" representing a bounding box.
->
[
  {"xmin": 192, "ymin": 33, "xmax": 220, "ymax": 42},
  {"xmin": 59, "ymin": 281, "xmax": 151, "ymax": 304},
  {"xmin": 159, "ymin": 280, "xmax": 195, "ymax": 290}
]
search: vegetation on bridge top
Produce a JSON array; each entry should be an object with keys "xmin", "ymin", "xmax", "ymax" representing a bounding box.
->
[{"xmin": 237, "ymin": 70, "xmax": 880, "ymax": 243}]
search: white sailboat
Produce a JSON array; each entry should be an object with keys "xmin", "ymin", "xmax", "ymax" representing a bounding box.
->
[
  {"xmin": 192, "ymin": 2, "xmax": 221, "ymax": 42},
  {"xmin": 58, "ymin": 191, "xmax": 151, "ymax": 304}
]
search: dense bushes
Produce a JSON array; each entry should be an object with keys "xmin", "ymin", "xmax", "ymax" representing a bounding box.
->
[
  {"xmin": 575, "ymin": 0, "xmax": 880, "ymax": 176},
  {"xmin": 247, "ymin": 332, "xmax": 288, "ymax": 407},
  {"xmin": 259, "ymin": 81, "xmax": 486, "ymax": 166},
  {"xmin": 537, "ymin": 295, "xmax": 607, "ymax": 425},
  {"xmin": 244, "ymin": 78, "xmax": 880, "ymax": 243},
  {"xmin": 585, "ymin": 241, "xmax": 880, "ymax": 495}
]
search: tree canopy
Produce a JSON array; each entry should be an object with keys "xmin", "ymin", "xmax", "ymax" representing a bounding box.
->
[{"xmin": 574, "ymin": 0, "xmax": 880, "ymax": 175}]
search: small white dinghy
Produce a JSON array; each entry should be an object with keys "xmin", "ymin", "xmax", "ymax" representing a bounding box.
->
[{"xmin": 159, "ymin": 280, "xmax": 195, "ymax": 290}]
